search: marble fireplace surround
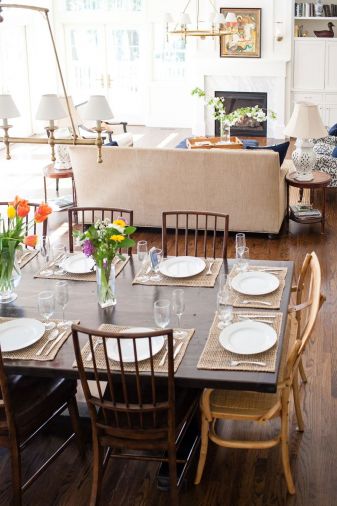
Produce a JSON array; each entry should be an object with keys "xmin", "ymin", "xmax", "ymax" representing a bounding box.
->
[{"xmin": 192, "ymin": 60, "xmax": 288, "ymax": 139}]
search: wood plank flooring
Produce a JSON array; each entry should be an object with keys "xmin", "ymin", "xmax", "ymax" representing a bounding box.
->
[{"xmin": 0, "ymin": 135, "xmax": 336, "ymax": 505}]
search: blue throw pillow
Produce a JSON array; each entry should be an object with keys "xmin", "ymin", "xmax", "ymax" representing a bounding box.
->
[
  {"xmin": 332, "ymin": 146, "xmax": 337, "ymax": 158},
  {"xmin": 246, "ymin": 141, "xmax": 290, "ymax": 166},
  {"xmin": 328, "ymin": 123, "xmax": 337, "ymax": 136},
  {"xmin": 242, "ymin": 139, "xmax": 259, "ymax": 148},
  {"xmin": 105, "ymin": 141, "xmax": 118, "ymax": 147},
  {"xmin": 176, "ymin": 138, "xmax": 188, "ymax": 149}
]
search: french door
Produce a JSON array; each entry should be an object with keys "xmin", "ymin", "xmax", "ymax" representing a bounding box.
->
[{"xmin": 64, "ymin": 24, "xmax": 145, "ymax": 123}]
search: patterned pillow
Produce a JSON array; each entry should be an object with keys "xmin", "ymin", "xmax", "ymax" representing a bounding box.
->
[
  {"xmin": 313, "ymin": 142, "xmax": 334, "ymax": 156},
  {"xmin": 329, "ymin": 123, "xmax": 337, "ymax": 136}
]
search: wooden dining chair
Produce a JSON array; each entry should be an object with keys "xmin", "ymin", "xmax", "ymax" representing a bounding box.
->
[
  {"xmin": 0, "ymin": 348, "xmax": 84, "ymax": 506},
  {"xmin": 194, "ymin": 255, "xmax": 322, "ymax": 495},
  {"xmin": 67, "ymin": 206, "xmax": 133, "ymax": 254},
  {"xmin": 162, "ymin": 211, "xmax": 229, "ymax": 259},
  {"xmin": 0, "ymin": 201, "xmax": 48, "ymax": 245},
  {"xmin": 72, "ymin": 324, "xmax": 200, "ymax": 506},
  {"xmin": 288, "ymin": 251, "xmax": 324, "ymax": 431}
]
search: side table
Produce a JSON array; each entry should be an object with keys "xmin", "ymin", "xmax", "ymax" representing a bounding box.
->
[
  {"xmin": 43, "ymin": 163, "xmax": 77, "ymax": 207},
  {"xmin": 286, "ymin": 171, "xmax": 331, "ymax": 234}
]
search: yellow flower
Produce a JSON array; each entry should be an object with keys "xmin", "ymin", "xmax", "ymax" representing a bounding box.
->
[
  {"xmin": 7, "ymin": 205, "xmax": 16, "ymax": 219},
  {"xmin": 113, "ymin": 219, "xmax": 126, "ymax": 228},
  {"xmin": 110, "ymin": 234, "xmax": 124, "ymax": 243}
]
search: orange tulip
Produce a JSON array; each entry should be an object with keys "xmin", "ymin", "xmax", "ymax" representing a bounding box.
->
[
  {"xmin": 17, "ymin": 199, "xmax": 30, "ymax": 218},
  {"xmin": 10, "ymin": 195, "xmax": 22, "ymax": 208},
  {"xmin": 34, "ymin": 203, "xmax": 52, "ymax": 223},
  {"xmin": 23, "ymin": 235, "xmax": 38, "ymax": 248}
]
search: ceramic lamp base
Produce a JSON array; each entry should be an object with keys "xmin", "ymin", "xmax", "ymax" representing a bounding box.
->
[{"xmin": 292, "ymin": 138, "xmax": 316, "ymax": 182}]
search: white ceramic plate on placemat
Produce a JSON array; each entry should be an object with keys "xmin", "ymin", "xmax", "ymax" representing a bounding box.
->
[
  {"xmin": 159, "ymin": 257, "xmax": 206, "ymax": 278},
  {"xmin": 106, "ymin": 327, "xmax": 165, "ymax": 363},
  {"xmin": 62, "ymin": 253, "xmax": 95, "ymax": 274},
  {"xmin": 0, "ymin": 318, "xmax": 45, "ymax": 352},
  {"xmin": 231, "ymin": 271, "xmax": 279, "ymax": 296},
  {"xmin": 219, "ymin": 320, "xmax": 277, "ymax": 355}
]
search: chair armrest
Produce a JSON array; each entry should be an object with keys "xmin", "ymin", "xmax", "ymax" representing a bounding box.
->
[{"xmin": 288, "ymin": 300, "xmax": 312, "ymax": 313}]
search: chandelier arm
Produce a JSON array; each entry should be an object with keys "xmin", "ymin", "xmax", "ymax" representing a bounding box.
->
[
  {"xmin": 0, "ymin": 4, "xmax": 49, "ymax": 14},
  {"xmin": 182, "ymin": 0, "xmax": 193, "ymax": 14}
]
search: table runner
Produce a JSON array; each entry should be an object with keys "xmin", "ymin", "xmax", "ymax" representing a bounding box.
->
[
  {"xmin": 197, "ymin": 311, "xmax": 283, "ymax": 372},
  {"xmin": 34, "ymin": 256, "xmax": 129, "ymax": 282},
  {"xmin": 74, "ymin": 324, "xmax": 195, "ymax": 373},
  {"xmin": 228, "ymin": 265, "xmax": 287, "ymax": 309},
  {"xmin": 0, "ymin": 318, "xmax": 77, "ymax": 361},
  {"xmin": 133, "ymin": 258, "xmax": 223, "ymax": 288},
  {"xmin": 17, "ymin": 249, "xmax": 38, "ymax": 268}
]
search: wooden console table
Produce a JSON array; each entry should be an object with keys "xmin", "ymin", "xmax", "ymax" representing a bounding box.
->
[{"xmin": 186, "ymin": 136, "xmax": 243, "ymax": 150}]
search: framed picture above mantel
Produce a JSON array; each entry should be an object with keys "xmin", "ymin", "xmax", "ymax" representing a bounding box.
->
[{"xmin": 220, "ymin": 8, "xmax": 261, "ymax": 58}]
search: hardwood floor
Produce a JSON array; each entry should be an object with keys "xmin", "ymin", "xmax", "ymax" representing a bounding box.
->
[{"xmin": 0, "ymin": 136, "xmax": 336, "ymax": 505}]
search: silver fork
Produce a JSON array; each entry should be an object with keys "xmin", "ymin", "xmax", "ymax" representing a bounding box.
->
[
  {"xmin": 242, "ymin": 299, "xmax": 272, "ymax": 306},
  {"xmin": 230, "ymin": 360, "xmax": 266, "ymax": 367},
  {"xmin": 206, "ymin": 260, "xmax": 215, "ymax": 275}
]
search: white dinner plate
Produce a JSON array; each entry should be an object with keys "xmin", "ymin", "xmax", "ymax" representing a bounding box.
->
[
  {"xmin": 106, "ymin": 327, "xmax": 165, "ymax": 363},
  {"xmin": 0, "ymin": 318, "xmax": 45, "ymax": 352},
  {"xmin": 231, "ymin": 271, "xmax": 279, "ymax": 296},
  {"xmin": 159, "ymin": 256, "xmax": 206, "ymax": 278},
  {"xmin": 219, "ymin": 320, "xmax": 277, "ymax": 355},
  {"xmin": 62, "ymin": 253, "xmax": 95, "ymax": 274}
]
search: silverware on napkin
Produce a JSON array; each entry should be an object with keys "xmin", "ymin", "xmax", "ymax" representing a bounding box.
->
[
  {"xmin": 230, "ymin": 360, "xmax": 266, "ymax": 367},
  {"xmin": 242, "ymin": 299, "xmax": 272, "ymax": 306},
  {"xmin": 45, "ymin": 329, "xmax": 68, "ymax": 354}
]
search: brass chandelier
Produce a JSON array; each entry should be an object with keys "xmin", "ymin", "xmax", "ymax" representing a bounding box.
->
[
  {"xmin": 0, "ymin": 3, "xmax": 109, "ymax": 163},
  {"xmin": 166, "ymin": 0, "xmax": 237, "ymax": 40}
]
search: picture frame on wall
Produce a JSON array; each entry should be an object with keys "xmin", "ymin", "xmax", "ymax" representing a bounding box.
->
[{"xmin": 220, "ymin": 8, "xmax": 261, "ymax": 58}]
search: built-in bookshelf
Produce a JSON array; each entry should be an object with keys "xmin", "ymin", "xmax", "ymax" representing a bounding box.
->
[
  {"xmin": 295, "ymin": 2, "xmax": 337, "ymax": 17},
  {"xmin": 294, "ymin": 2, "xmax": 337, "ymax": 37}
]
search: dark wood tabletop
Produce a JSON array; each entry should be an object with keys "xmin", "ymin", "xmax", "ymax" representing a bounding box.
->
[
  {"xmin": 0, "ymin": 255, "xmax": 293, "ymax": 394},
  {"xmin": 286, "ymin": 170, "xmax": 331, "ymax": 188}
]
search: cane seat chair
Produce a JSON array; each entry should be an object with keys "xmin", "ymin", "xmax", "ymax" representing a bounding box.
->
[
  {"xmin": 194, "ymin": 252, "xmax": 322, "ymax": 494},
  {"xmin": 72, "ymin": 325, "xmax": 200, "ymax": 506},
  {"xmin": 0, "ymin": 348, "xmax": 83, "ymax": 506},
  {"xmin": 0, "ymin": 201, "xmax": 48, "ymax": 244},
  {"xmin": 68, "ymin": 206, "xmax": 133, "ymax": 254},
  {"xmin": 162, "ymin": 211, "xmax": 229, "ymax": 260}
]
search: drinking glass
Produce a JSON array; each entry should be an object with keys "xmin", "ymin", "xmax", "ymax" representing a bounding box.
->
[
  {"xmin": 38, "ymin": 290, "xmax": 56, "ymax": 330},
  {"xmin": 236, "ymin": 246, "xmax": 249, "ymax": 272},
  {"xmin": 235, "ymin": 233, "xmax": 246, "ymax": 256},
  {"xmin": 136, "ymin": 240, "xmax": 150, "ymax": 282},
  {"xmin": 150, "ymin": 248, "xmax": 163, "ymax": 281},
  {"xmin": 217, "ymin": 290, "xmax": 233, "ymax": 330},
  {"xmin": 172, "ymin": 289, "xmax": 188, "ymax": 339},
  {"xmin": 55, "ymin": 280, "xmax": 72, "ymax": 328},
  {"xmin": 39, "ymin": 236, "xmax": 54, "ymax": 276},
  {"xmin": 153, "ymin": 299, "xmax": 170, "ymax": 329},
  {"xmin": 52, "ymin": 243, "xmax": 68, "ymax": 275}
]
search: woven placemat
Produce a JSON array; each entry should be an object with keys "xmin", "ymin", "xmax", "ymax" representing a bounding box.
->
[
  {"xmin": 0, "ymin": 318, "xmax": 78, "ymax": 361},
  {"xmin": 17, "ymin": 249, "xmax": 38, "ymax": 268},
  {"xmin": 34, "ymin": 256, "xmax": 129, "ymax": 282},
  {"xmin": 74, "ymin": 324, "xmax": 195, "ymax": 373},
  {"xmin": 228, "ymin": 265, "xmax": 287, "ymax": 309},
  {"xmin": 197, "ymin": 311, "xmax": 283, "ymax": 372},
  {"xmin": 133, "ymin": 258, "xmax": 223, "ymax": 288}
]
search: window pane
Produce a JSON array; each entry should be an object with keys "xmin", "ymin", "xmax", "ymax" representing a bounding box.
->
[
  {"xmin": 64, "ymin": 0, "xmax": 143, "ymax": 11},
  {"xmin": 153, "ymin": 25, "xmax": 186, "ymax": 81}
]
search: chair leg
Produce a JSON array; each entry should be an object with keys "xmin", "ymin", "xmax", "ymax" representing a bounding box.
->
[
  {"xmin": 90, "ymin": 435, "xmax": 104, "ymax": 506},
  {"xmin": 10, "ymin": 440, "xmax": 22, "ymax": 506},
  {"xmin": 299, "ymin": 358, "xmax": 307, "ymax": 384},
  {"xmin": 194, "ymin": 415, "xmax": 210, "ymax": 485},
  {"xmin": 280, "ymin": 407, "xmax": 296, "ymax": 495},
  {"xmin": 168, "ymin": 444, "xmax": 178, "ymax": 506},
  {"xmin": 293, "ymin": 374, "xmax": 305, "ymax": 432},
  {"xmin": 67, "ymin": 396, "xmax": 85, "ymax": 457}
]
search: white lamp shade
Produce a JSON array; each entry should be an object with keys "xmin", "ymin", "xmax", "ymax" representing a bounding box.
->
[
  {"xmin": 225, "ymin": 12, "xmax": 238, "ymax": 23},
  {"xmin": 81, "ymin": 95, "xmax": 113, "ymax": 121},
  {"xmin": 35, "ymin": 94, "xmax": 66, "ymax": 120},
  {"xmin": 179, "ymin": 12, "xmax": 191, "ymax": 25},
  {"xmin": 284, "ymin": 102, "xmax": 328, "ymax": 139},
  {"xmin": 0, "ymin": 94, "xmax": 20, "ymax": 119}
]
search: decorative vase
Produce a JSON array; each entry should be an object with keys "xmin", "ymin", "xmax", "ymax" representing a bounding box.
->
[
  {"xmin": 96, "ymin": 260, "xmax": 116, "ymax": 308},
  {"xmin": 219, "ymin": 118, "xmax": 231, "ymax": 143},
  {"xmin": 0, "ymin": 249, "xmax": 22, "ymax": 304}
]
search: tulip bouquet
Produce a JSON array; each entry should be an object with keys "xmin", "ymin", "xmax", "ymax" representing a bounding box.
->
[{"xmin": 0, "ymin": 197, "xmax": 52, "ymax": 303}]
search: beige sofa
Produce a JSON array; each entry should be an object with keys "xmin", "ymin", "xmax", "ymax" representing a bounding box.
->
[{"xmin": 69, "ymin": 146, "xmax": 289, "ymax": 234}]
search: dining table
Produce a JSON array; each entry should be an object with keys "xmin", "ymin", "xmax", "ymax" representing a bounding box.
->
[{"xmin": 0, "ymin": 254, "xmax": 294, "ymax": 394}]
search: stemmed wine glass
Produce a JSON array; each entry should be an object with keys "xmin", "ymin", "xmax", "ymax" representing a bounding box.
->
[
  {"xmin": 55, "ymin": 280, "xmax": 72, "ymax": 328},
  {"xmin": 235, "ymin": 233, "xmax": 246, "ymax": 256},
  {"xmin": 153, "ymin": 299, "xmax": 170, "ymax": 330},
  {"xmin": 217, "ymin": 289, "xmax": 233, "ymax": 330},
  {"xmin": 39, "ymin": 236, "xmax": 54, "ymax": 276},
  {"xmin": 172, "ymin": 289, "xmax": 188, "ymax": 339},
  {"xmin": 38, "ymin": 290, "xmax": 56, "ymax": 330},
  {"xmin": 136, "ymin": 240, "xmax": 150, "ymax": 282}
]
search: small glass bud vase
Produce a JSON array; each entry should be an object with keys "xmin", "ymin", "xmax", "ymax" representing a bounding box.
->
[
  {"xmin": 96, "ymin": 260, "xmax": 116, "ymax": 308},
  {"xmin": 0, "ymin": 248, "xmax": 22, "ymax": 304},
  {"xmin": 219, "ymin": 118, "xmax": 231, "ymax": 143}
]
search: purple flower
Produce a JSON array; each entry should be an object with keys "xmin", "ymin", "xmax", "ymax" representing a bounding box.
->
[{"xmin": 82, "ymin": 239, "xmax": 95, "ymax": 257}]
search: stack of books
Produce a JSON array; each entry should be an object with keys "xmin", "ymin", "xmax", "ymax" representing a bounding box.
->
[
  {"xmin": 290, "ymin": 204, "xmax": 322, "ymax": 218},
  {"xmin": 295, "ymin": 3, "xmax": 337, "ymax": 16}
]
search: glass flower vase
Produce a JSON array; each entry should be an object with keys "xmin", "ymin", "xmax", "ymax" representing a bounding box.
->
[
  {"xmin": 96, "ymin": 260, "xmax": 116, "ymax": 308},
  {"xmin": 219, "ymin": 119, "xmax": 231, "ymax": 143},
  {"xmin": 0, "ymin": 248, "xmax": 22, "ymax": 304}
]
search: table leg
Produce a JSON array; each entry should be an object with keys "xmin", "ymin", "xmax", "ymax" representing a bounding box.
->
[
  {"xmin": 286, "ymin": 183, "xmax": 290, "ymax": 220},
  {"xmin": 43, "ymin": 176, "xmax": 47, "ymax": 202},
  {"xmin": 56, "ymin": 178, "xmax": 59, "ymax": 194},
  {"xmin": 321, "ymin": 187, "xmax": 326, "ymax": 234}
]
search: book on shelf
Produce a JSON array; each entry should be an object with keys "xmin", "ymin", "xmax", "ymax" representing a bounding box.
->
[{"xmin": 295, "ymin": 2, "xmax": 337, "ymax": 17}]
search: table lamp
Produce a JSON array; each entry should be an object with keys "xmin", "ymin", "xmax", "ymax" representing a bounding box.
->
[
  {"xmin": 0, "ymin": 94, "xmax": 20, "ymax": 159},
  {"xmin": 284, "ymin": 102, "xmax": 328, "ymax": 181},
  {"xmin": 36, "ymin": 94, "xmax": 67, "ymax": 162}
]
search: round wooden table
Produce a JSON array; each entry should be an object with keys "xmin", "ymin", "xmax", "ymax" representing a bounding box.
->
[
  {"xmin": 43, "ymin": 163, "xmax": 76, "ymax": 206},
  {"xmin": 286, "ymin": 171, "xmax": 331, "ymax": 234}
]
